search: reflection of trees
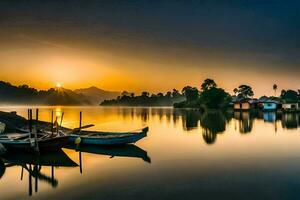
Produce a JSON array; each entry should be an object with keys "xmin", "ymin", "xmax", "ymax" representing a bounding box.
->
[
  {"xmin": 281, "ymin": 113, "xmax": 300, "ymax": 129},
  {"xmin": 181, "ymin": 110, "xmax": 201, "ymax": 131},
  {"xmin": 200, "ymin": 111, "xmax": 226, "ymax": 144}
]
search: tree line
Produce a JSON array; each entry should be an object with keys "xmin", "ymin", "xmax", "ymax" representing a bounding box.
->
[
  {"xmin": 101, "ymin": 79, "xmax": 233, "ymax": 109},
  {"xmin": 101, "ymin": 78, "xmax": 300, "ymax": 109}
]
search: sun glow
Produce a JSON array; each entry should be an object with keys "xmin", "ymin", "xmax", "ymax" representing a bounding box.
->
[{"xmin": 56, "ymin": 83, "xmax": 62, "ymax": 88}]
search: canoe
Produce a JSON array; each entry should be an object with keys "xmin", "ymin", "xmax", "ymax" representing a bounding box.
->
[
  {"xmin": 0, "ymin": 132, "xmax": 69, "ymax": 152},
  {"xmin": 68, "ymin": 127, "xmax": 148, "ymax": 145}
]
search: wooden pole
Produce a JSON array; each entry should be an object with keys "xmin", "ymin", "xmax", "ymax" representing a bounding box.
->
[
  {"xmin": 35, "ymin": 109, "xmax": 39, "ymax": 131},
  {"xmin": 79, "ymin": 111, "xmax": 82, "ymax": 131},
  {"xmin": 28, "ymin": 109, "xmax": 32, "ymax": 140},
  {"xmin": 51, "ymin": 110, "xmax": 54, "ymax": 136},
  {"xmin": 29, "ymin": 164, "xmax": 32, "ymax": 196},
  {"xmin": 51, "ymin": 166, "xmax": 54, "ymax": 183},
  {"xmin": 35, "ymin": 165, "xmax": 38, "ymax": 193},
  {"xmin": 34, "ymin": 109, "xmax": 39, "ymax": 154},
  {"xmin": 79, "ymin": 151, "xmax": 82, "ymax": 174},
  {"xmin": 20, "ymin": 167, "xmax": 24, "ymax": 180},
  {"xmin": 58, "ymin": 112, "xmax": 64, "ymax": 135}
]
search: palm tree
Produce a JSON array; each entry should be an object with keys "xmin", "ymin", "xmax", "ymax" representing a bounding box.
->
[{"xmin": 273, "ymin": 84, "xmax": 278, "ymax": 97}]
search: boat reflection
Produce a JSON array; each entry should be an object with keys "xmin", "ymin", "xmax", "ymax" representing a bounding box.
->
[
  {"xmin": 0, "ymin": 143, "xmax": 151, "ymax": 196},
  {"xmin": 65, "ymin": 144, "xmax": 151, "ymax": 174},
  {"xmin": 0, "ymin": 149, "xmax": 78, "ymax": 196}
]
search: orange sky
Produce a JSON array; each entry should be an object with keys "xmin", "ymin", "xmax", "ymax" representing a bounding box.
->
[
  {"xmin": 1, "ymin": 1, "xmax": 300, "ymax": 97},
  {"xmin": 0, "ymin": 39, "xmax": 299, "ymax": 97}
]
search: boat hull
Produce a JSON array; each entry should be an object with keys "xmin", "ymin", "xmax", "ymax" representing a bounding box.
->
[
  {"xmin": 69, "ymin": 128, "xmax": 148, "ymax": 145},
  {"xmin": 0, "ymin": 136, "xmax": 69, "ymax": 152}
]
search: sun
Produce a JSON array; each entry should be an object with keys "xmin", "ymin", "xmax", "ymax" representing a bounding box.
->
[{"xmin": 56, "ymin": 83, "xmax": 62, "ymax": 88}]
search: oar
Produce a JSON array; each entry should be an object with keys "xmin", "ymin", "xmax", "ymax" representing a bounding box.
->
[{"xmin": 72, "ymin": 124, "xmax": 94, "ymax": 132}]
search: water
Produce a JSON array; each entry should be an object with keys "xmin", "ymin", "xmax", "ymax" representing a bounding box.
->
[{"xmin": 0, "ymin": 106, "xmax": 300, "ymax": 200}]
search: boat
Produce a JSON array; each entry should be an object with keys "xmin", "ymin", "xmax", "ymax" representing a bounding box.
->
[
  {"xmin": 68, "ymin": 127, "xmax": 149, "ymax": 146},
  {"xmin": 0, "ymin": 132, "xmax": 69, "ymax": 152}
]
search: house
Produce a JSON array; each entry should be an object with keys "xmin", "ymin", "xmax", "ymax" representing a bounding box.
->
[
  {"xmin": 258, "ymin": 96, "xmax": 281, "ymax": 111},
  {"xmin": 233, "ymin": 99, "xmax": 251, "ymax": 110},
  {"xmin": 262, "ymin": 100, "xmax": 278, "ymax": 111},
  {"xmin": 282, "ymin": 100, "xmax": 299, "ymax": 111}
]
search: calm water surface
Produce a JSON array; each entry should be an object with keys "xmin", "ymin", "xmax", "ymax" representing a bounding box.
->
[{"xmin": 0, "ymin": 106, "xmax": 300, "ymax": 200}]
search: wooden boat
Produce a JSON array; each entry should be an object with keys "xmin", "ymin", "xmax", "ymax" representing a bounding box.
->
[
  {"xmin": 68, "ymin": 127, "xmax": 148, "ymax": 145},
  {"xmin": 0, "ymin": 132, "xmax": 69, "ymax": 152}
]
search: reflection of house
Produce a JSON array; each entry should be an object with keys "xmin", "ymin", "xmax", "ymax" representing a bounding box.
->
[
  {"xmin": 263, "ymin": 112, "xmax": 276, "ymax": 122},
  {"xmin": 234, "ymin": 100, "xmax": 251, "ymax": 110},
  {"xmin": 233, "ymin": 111, "xmax": 254, "ymax": 133},
  {"xmin": 281, "ymin": 113, "xmax": 300, "ymax": 129}
]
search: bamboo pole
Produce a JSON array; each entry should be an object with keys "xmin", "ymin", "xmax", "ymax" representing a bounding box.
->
[
  {"xmin": 79, "ymin": 151, "xmax": 82, "ymax": 174},
  {"xmin": 34, "ymin": 109, "xmax": 39, "ymax": 154},
  {"xmin": 51, "ymin": 110, "xmax": 54, "ymax": 136},
  {"xmin": 79, "ymin": 111, "xmax": 82, "ymax": 131}
]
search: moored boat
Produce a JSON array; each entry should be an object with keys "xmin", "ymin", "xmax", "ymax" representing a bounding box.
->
[
  {"xmin": 68, "ymin": 127, "xmax": 148, "ymax": 146},
  {"xmin": 0, "ymin": 132, "xmax": 69, "ymax": 152}
]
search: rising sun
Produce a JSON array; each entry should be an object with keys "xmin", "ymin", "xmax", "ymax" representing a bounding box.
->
[{"xmin": 56, "ymin": 83, "xmax": 62, "ymax": 88}]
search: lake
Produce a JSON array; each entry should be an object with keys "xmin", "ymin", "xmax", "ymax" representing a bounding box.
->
[{"xmin": 0, "ymin": 106, "xmax": 300, "ymax": 200}]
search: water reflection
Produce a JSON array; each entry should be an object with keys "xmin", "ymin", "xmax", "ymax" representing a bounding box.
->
[
  {"xmin": 0, "ymin": 150, "xmax": 78, "ymax": 196},
  {"xmin": 67, "ymin": 144, "xmax": 151, "ymax": 164},
  {"xmin": 0, "ymin": 144, "xmax": 151, "ymax": 197},
  {"xmin": 201, "ymin": 111, "xmax": 227, "ymax": 144},
  {"xmin": 113, "ymin": 108, "xmax": 300, "ymax": 143}
]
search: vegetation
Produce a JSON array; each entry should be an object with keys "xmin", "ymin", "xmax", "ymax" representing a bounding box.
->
[
  {"xmin": 101, "ymin": 78, "xmax": 232, "ymax": 109},
  {"xmin": 234, "ymin": 85, "xmax": 254, "ymax": 99},
  {"xmin": 273, "ymin": 84, "xmax": 278, "ymax": 96},
  {"xmin": 281, "ymin": 89, "xmax": 299, "ymax": 101},
  {"xmin": 100, "ymin": 89, "xmax": 185, "ymax": 106},
  {"xmin": 174, "ymin": 79, "xmax": 231, "ymax": 110}
]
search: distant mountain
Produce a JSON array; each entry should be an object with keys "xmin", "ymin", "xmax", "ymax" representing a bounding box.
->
[
  {"xmin": 74, "ymin": 86, "xmax": 120, "ymax": 105},
  {"xmin": 0, "ymin": 81, "xmax": 92, "ymax": 105}
]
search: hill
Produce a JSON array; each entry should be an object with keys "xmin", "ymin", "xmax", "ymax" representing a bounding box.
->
[
  {"xmin": 0, "ymin": 81, "xmax": 92, "ymax": 105},
  {"xmin": 74, "ymin": 86, "xmax": 120, "ymax": 105}
]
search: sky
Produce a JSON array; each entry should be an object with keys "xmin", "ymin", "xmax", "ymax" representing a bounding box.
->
[{"xmin": 0, "ymin": 0, "xmax": 299, "ymax": 96}]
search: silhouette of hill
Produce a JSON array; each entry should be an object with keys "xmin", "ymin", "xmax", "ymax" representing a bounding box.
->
[
  {"xmin": 0, "ymin": 81, "xmax": 92, "ymax": 105},
  {"xmin": 74, "ymin": 86, "xmax": 120, "ymax": 105}
]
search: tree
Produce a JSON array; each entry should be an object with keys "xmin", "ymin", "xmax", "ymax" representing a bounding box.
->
[
  {"xmin": 233, "ymin": 88, "xmax": 238, "ymax": 95},
  {"xmin": 235, "ymin": 85, "xmax": 254, "ymax": 99},
  {"xmin": 201, "ymin": 79, "xmax": 217, "ymax": 91},
  {"xmin": 199, "ymin": 87, "xmax": 231, "ymax": 109},
  {"xmin": 172, "ymin": 89, "xmax": 181, "ymax": 98},
  {"xmin": 121, "ymin": 91, "xmax": 130, "ymax": 97},
  {"xmin": 141, "ymin": 91, "xmax": 150, "ymax": 97},
  {"xmin": 182, "ymin": 86, "xmax": 199, "ymax": 102},
  {"xmin": 281, "ymin": 89, "xmax": 298, "ymax": 101},
  {"xmin": 273, "ymin": 84, "xmax": 278, "ymax": 96},
  {"xmin": 166, "ymin": 91, "xmax": 172, "ymax": 98}
]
